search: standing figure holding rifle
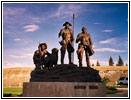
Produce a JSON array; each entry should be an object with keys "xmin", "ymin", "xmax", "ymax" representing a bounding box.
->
[
  {"xmin": 76, "ymin": 27, "xmax": 95, "ymax": 67},
  {"xmin": 58, "ymin": 21, "xmax": 75, "ymax": 64}
]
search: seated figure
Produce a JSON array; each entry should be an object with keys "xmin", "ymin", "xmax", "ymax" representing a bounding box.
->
[
  {"xmin": 33, "ymin": 43, "xmax": 50, "ymax": 70},
  {"xmin": 43, "ymin": 48, "xmax": 59, "ymax": 69}
]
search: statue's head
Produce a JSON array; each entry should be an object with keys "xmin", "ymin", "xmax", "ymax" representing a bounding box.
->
[
  {"xmin": 52, "ymin": 48, "xmax": 59, "ymax": 54},
  {"xmin": 63, "ymin": 21, "xmax": 72, "ymax": 28},
  {"xmin": 82, "ymin": 26, "xmax": 87, "ymax": 33},
  {"xmin": 38, "ymin": 43, "xmax": 47, "ymax": 50}
]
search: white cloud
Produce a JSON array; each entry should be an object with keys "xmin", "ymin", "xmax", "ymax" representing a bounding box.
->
[
  {"xmin": 93, "ymin": 22, "xmax": 102, "ymax": 25},
  {"xmin": 102, "ymin": 30, "xmax": 112, "ymax": 32},
  {"xmin": 48, "ymin": 4, "xmax": 84, "ymax": 18},
  {"xmin": 4, "ymin": 62, "xmax": 33, "ymax": 68},
  {"xmin": 3, "ymin": 7, "xmax": 26, "ymax": 25},
  {"xmin": 14, "ymin": 38, "xmax": 21, "ymax": 41},
  {"xmin": 4, "ymin": 7, "xmax": 26, "ymax": 17},
  {"xmin": 24, "ymin": 24, "xmax": 39, "ymax": 32},
  {"xmin": 94, "ymin": 48, "xmax": 125, "ymax": 53},
  {"xmin": 9, "ymin": 53, "xmax": 33, "ymax": 59},
  {"xmin": 90, "ymin": 59, "xmax": 108, "ymax": 66},
  {"xmin": 99, "ymin": 38, "xmax": 116, "ymax": 44}
]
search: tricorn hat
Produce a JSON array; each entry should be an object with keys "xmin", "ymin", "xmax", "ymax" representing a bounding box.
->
[
  {"xmin": 39, "ymin": 43, "xmax": 47, "ymax": 49},
  {"xmin": 63, "ymin": 21, "xmax": 72, "ymax": 26}
]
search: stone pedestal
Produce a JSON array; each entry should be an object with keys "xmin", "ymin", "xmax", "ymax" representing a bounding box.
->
[{"xmin": 23, "ymin": 82, "xmax": 106, "ymax": 97}]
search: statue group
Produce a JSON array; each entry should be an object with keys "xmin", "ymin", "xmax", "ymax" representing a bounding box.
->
[{"xmin": 33, "ymin": 21, "xmax": 94, "ymax": 70}]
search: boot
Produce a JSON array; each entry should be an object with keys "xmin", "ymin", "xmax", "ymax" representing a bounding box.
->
[
  {"xmin": 79, "ymin": 61, "xmax": 82, "ymax": 67},
  {"xmin": 61, "ymin": 58, "xmax": 64, "ymax": 64},
  {"xmin": 69, "ymin": 53, "xmax": 73, "ymax": 64},
  {"xmin": 61, "ymin": 52, "xmax": 65, "ymax": 64},
  {"xmin": 86, "ymin": 62, "xmax": 90, "ymax": 67}
]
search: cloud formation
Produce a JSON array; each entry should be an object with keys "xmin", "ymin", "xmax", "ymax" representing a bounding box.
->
[
  {"xmin": 94, "ymin": 48, "xmax": 125, "ymax": 53},
  {"xmin": 93, "ymin": 22, "xmax": 102, "ymax": 25},
  {"xmin": 14, "ymin": 38, "xmax": 21, "ymax": 41},
  {"xmin": 24, "ymin": 24, "xmax": 40, "ymax": 32},
  {"xmin": 9, "ymin": 53, "xmax": 33, "ymax": 59},
  {"xmin": 48, "ymin": 4, "xmax": 85, "ymax": 19},
  {"xmin": 99, "ymin": 38, "xmax": 116, "ymax": 44},
  {"xmin": 102, "ymin": 30, "xmax": 112, "ymax": 32},
  {"xmin": 4, "ymin": 62, "xmax": 32, "ymax": 68}
]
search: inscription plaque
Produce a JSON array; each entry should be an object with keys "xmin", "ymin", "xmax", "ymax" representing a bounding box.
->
[
  {"xmin": 89, "ymin": 85, "xmax": 98, "ymax": 89},
  {"xmin": 74, "ymin": 86, "xmax": 86, "ymax": 89}
]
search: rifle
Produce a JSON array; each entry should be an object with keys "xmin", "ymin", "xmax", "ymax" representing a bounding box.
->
[{"xmin": 38, "ymin": 42, "xmax": 43, "ymax": 70}]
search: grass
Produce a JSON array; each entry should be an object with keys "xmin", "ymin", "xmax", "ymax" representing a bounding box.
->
[
  {"xmin": 106, "ymin": 90, "xmax": 120, "ymax": 94},
  {"xmin": 92, "ymin": 66, "xmax": 128, "ymax": 71},
  {"xmin": 3, "ymin": 87, "xmax": 22, "ymax": 97}
]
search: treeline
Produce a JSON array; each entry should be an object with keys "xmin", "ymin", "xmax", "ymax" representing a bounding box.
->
[{"xmin": 92, "ymin": 56, "xmax": 128, "ymax": 66}]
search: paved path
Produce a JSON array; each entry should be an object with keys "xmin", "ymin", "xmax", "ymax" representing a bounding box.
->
[{"xmin": 107, "ymin": 88, "xmax": 128, "ymax": 97}]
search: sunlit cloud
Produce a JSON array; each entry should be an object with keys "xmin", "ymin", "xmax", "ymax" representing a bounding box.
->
[
  {"xmin": 99, "ymin": 38, "xmax": 116, "ymax": 44},
  {"xmin": 24, "ymin": 24, "xmax": 40, "ymax": 32},
  {"xmin": 102, "ymin": 30, "xmax": 112, "ymax": 32},
  {"xmin": 94, "ymin": 48, "xmax": 125, "ymax": 53},
  {"xmin": 9, "ymin": 53, "xmax": 33, "ymax": 59},
  {"xmin": 14, "ymin": 38, "xmax": 21, "ymax": 41},
  {"xmin": 93, "ymin": 22, "xmax": 102, "ymax": 25},
  {"xmin": 4, "ymin": 62, "xmax": 32, "ymax": 68},
  {"xmin": 48, "ymin": 4, "xmax": 85, "ymax": 18},
  {"xmin": 90, "ymin": 59, "xmax": 108, "ymax": 66}
]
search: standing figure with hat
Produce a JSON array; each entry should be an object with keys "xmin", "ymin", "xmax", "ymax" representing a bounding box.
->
[
  {"xmin": 76, "ymin": 27, "xmax": 95, "ymax": 67},
  {"xmin": 58, "ymin": 21, "xmax": 75, "ymax": 64},
  {"xmin": 33, "ymin": 43, "xmax": 50, "ymax": 70}
]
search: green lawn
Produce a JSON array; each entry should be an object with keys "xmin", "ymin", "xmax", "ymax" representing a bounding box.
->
[
  {"xmin": 106, "ymin": 90, "xmax": 120, "ymax": 94},
  {"xmin": 3, "ymin": 87, "xmax": 122, "ymax": 97},
  {"xmin": 3, "ymin": 87, "xmax": 22, "ymax": 97}
]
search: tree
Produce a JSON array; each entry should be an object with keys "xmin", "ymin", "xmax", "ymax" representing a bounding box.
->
[
  {"xmin": 96, "ymin": 60, "xmax": 100, "ymax": 66},
  {"xmin": 109, "ymin": 56, "xmax": 114, "ymax": 66},
  {"xmin": 117, "ymin": 56, "xmax": 124, "ymax": 66},
  {"xmin": 102, "ymin": 77, "xmax": 110, "ymax": 85},
  {"xmin": 92, "ymin": 64, "xmax": 95, "ymax": 66},
  {"xmin": 125, "ymin": 63, "xmax": 128, "ymax": 66}
]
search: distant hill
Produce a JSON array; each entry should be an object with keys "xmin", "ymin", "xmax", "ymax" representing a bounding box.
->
[{"xmin": 3, "ymin": 66, "xmax": 128, "ymax": 87}]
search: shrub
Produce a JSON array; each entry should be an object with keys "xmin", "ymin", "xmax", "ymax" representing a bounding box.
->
[
  {"xmin": 3, "ymin": 93, "xmax": 12, "ymax": 97},
  {"xmin": 107, "ymin": 86, "xmax": 117, "ymax": 90},
  {"xmin": 102, "ymin": 77, "xmax": 110, "ymax": 84}
]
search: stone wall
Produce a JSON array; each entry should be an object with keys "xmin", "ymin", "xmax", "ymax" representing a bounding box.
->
[{"xmin": 3, "ymin": 66, "xmax": 128, "ymax": 87}]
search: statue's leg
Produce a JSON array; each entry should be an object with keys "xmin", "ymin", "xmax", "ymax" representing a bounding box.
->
[
  {"xmin": 77, "ymin": 47, "xmax": 84, "ymax": 67},
  {"xmin": 68, "ymin": 52, "xmax": 72, "ymax": 64},
  {"xmin": 85, "ymin": 51, "xmax": 90, "ymax": 67},
  {"xmin": 60, "ymin": 45, "xmax": 66, "ymax": 64},
  {"xmin": 67, "ymin": 43, "xmax": 73, "ymax": 64},
  {"xmin": 35, "ymin": 63, "xmax": 41, "ymax": 70}
]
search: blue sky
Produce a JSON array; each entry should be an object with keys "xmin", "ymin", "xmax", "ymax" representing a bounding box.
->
[{"xmin": 3, "ymin": 3, "xmax": 128, "ymax": 67}]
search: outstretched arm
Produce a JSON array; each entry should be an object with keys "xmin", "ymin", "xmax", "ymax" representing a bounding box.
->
[
  {"xmin": 58, "ymin": 29, "xmax": 63, "ymax": 38},
  {"xmin": 76, "ymin": 34, "xmax": 81, "ymax": 43}
]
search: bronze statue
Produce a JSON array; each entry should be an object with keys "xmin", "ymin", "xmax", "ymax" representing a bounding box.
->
[
  {"xmin": 33, "ymin": 43, "xmax": 50, "ymax": 70},
  {"xmin": 43, "ymin": 48, "xmax": 59, "ymax": 69},
  {"xmin": 76, "ymin": 27, "xmax": 94, "ymax": 67},
  {"xmin": 58, "ymin": 21, "xmax": 74, "ymax": 64}
]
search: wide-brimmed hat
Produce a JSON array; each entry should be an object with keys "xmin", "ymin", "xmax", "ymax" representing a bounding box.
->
[
  {"xmin": 63, "ymin": 21, "xmax": 72, "ymax": 26},
  {"xmin": 39, "ymin": 43, "xmax": 47, "ymax": 49}
]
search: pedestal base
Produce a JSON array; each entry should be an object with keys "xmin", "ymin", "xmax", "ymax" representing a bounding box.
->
[{"xmin": 23, "ymin": 82, "xmax": 106, "ymax": 97}]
